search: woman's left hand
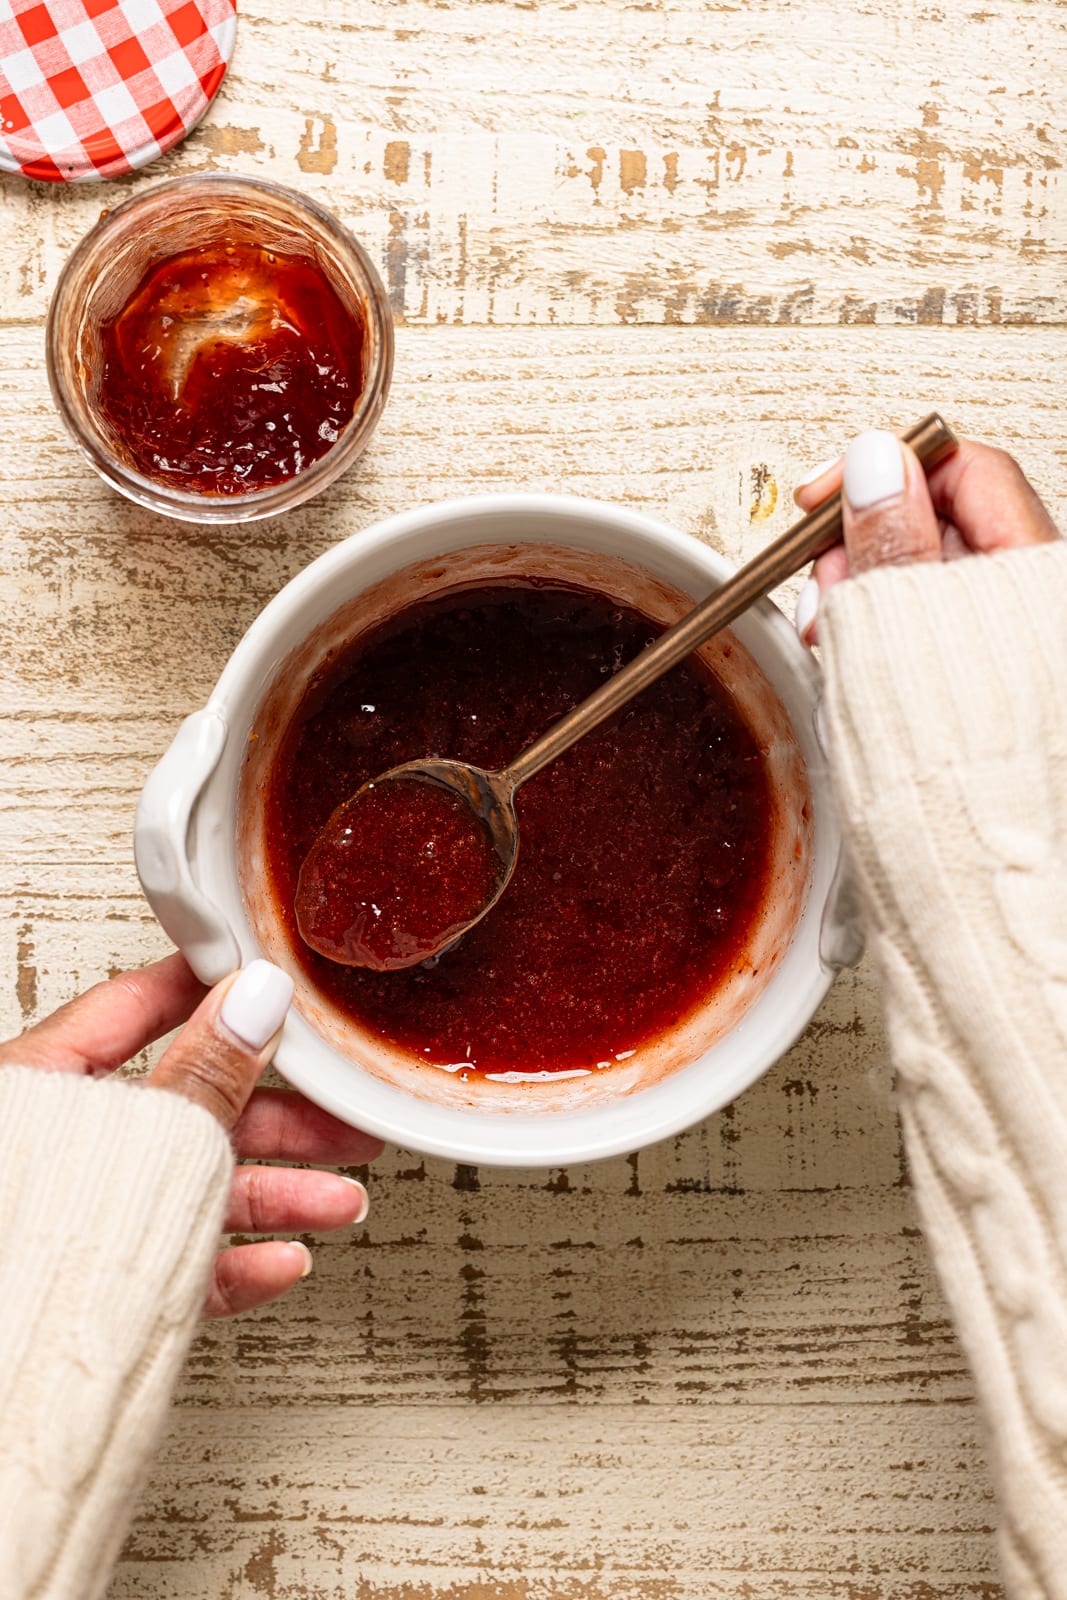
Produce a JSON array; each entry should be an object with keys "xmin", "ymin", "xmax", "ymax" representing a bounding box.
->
[{"xmin": 0, "ymin": 951, "xmax": 384, "ymax": 1318}]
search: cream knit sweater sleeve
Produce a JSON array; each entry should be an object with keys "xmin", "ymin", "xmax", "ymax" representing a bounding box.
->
[
  {"xmin": 819, "ymin": 540, "xmax": 1067, "ymax": 1599},
  {"xmin": 0, "ymin": 1066, "xmax": 232, "ymax": 1600}
]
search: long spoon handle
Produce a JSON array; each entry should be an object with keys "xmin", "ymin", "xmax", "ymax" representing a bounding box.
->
[{"xmin": 504, "ymin": 412, "xmax": 958, "ymax": 791}]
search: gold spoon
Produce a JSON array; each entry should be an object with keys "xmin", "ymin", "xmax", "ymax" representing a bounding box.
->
[{"xmin": 297, "ymin": 413, "xmax": 958, "ymax": 971}]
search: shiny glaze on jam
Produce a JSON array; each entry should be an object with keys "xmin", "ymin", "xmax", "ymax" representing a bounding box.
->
[
  {"xmin": 295, "ymin": 776, "xmax": 501, "ymax": 972},
  {"xmin": 96, "ymin": 243, "xmax": 363, "ymax": 494},
  {"xmin": 266, "ymin": 583, "xmax": 774, "ymax": 1076}
]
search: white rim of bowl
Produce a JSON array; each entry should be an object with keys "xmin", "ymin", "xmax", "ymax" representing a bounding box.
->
[{"xmin": 199, "ymin": 492, "xmax": 837, "ymax": 1165}]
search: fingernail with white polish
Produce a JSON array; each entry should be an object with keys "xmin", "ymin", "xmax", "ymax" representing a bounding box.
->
[
  {"xmin": 339, "ymin": 1176, "xmax": 370, "ymax": 1224},
  {"xmin": 843, "ymin": 429, "xmax": 905, "ymax": 510},
  {"xmin": 795, "ymin": 453, "xmax": 840, "ymax": 489},
  {"xmin": 220, "ymin": 960, "xmax": 294, "ymax": 1051},
  {"xmin": 287, "ymin": 1241, "xmax": 313, "ymax": 1279},
  {"xmin": 795, "ymin": 577, "xmax": 820, "ymax": 645}
]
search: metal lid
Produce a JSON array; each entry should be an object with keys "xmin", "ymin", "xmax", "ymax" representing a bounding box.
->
[{"xmin": 0, "ymin": 0, "xmax": 237, "ymax": 182}]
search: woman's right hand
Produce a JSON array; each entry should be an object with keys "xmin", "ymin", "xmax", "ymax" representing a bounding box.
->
[{"xmin": 792, "ymin": 432, "xmax": 1061, "ymax": 646}]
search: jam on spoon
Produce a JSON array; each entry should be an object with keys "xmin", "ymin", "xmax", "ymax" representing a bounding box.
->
[
  {"xmin": 295, "ymin": 773, "xmax": 505, "ymax": 972},
  {"xmin": 96, "ymin": 241, "xmax": 364, "ymax": 494}
]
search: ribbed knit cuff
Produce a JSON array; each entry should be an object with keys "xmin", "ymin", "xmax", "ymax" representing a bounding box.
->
[{"xmin": 0, "ymin": 1067, "xmax": 232, "ymax": 1600}]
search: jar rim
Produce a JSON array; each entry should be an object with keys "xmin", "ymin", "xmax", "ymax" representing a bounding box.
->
[{"xmin": 45, "ymin": 171, "xmax": 394, "ymax": 524}]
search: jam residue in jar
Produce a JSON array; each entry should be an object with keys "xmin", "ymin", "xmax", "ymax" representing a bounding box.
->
[
  {"xmin": 265, "ymin": 583, "xmax": 776, "ymax": 1077},
  {"xmin": 96, "ymin": 242, "xmax": 364, "ymax": 494},
  {"xmin": 295, "ymin": 776, "xmax": 501, "ymax": 972}
]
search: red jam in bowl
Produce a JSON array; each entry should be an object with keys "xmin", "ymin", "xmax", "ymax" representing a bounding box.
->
[
  {"xmin": 96, "ymin": 242, "xmax": 364, "ymax": 494},
  {"xmin": 265, "ymin": 582, "xmax": 775, "ymax": 1077}
]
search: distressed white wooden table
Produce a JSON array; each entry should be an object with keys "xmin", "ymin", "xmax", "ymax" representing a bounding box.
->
[{"xmin": 3, "ymin": 2, "xmax": 1066, "ymax": 1595}]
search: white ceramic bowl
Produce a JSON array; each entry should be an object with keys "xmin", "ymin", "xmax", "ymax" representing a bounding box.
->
[{"xmin": 135, "ymin": 495, "xmax": 860, "ymax": 1166}]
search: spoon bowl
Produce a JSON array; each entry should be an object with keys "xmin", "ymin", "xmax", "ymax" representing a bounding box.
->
[{"xmin": 294, "ymin": 759, "xmax": 519, "ymax": 971}]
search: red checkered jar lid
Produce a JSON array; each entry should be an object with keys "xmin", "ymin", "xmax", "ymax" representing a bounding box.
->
[{"xmin": 0, "ymin": 0, "xmax": 236, "ymax": 181}]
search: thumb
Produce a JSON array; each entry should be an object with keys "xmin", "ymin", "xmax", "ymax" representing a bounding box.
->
[
  {"xmin": 842, "ymin": 429, "xmax": 942, "ymax": 574},
  {"xmin": 148, "ymin": 959, "xmax": 294, "ymax": 1132}
]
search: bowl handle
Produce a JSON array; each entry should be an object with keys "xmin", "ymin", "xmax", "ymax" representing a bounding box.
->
[
  {"xmin": 812, "ymin": 698, "xmax": 866, "ymax": 972},
  {"xmin": 134, "ymin": 709, "xmax": 241, "ymax": 982}
]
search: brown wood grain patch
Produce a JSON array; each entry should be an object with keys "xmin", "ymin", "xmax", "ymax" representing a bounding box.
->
[{"xmin": 297, "ymin": 116, "xmax": 339, "ymax": 175}]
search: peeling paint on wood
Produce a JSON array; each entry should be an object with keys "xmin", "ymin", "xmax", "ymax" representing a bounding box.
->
[
  {"xmin": 2, "ymin": 0, "xmax": 1064, "ymax": 327},
  {"xmin": 297, "ymin": 115, "xmax": 338, "ymax": 176}
]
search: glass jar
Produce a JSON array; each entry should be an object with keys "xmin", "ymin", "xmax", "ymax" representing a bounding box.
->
[{"xmin": 46, "ymin": 173, "xmax": 394, "ymax": 523}]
